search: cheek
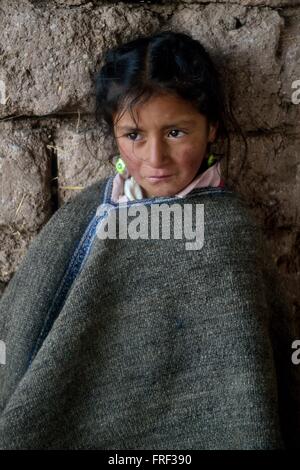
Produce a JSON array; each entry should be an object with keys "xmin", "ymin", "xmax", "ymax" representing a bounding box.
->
[
  {"xmin": 179, "ymin": 148, "xmax": 204, "ymax": 172},
  {"xmin": 117, "ymin": 141, "xmax": 141, "ymax": 172}
]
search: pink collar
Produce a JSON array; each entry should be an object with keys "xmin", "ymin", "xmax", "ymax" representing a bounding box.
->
[{"xmin": 111, "ymin": 162, "xmax": 224, "ymax": 203}]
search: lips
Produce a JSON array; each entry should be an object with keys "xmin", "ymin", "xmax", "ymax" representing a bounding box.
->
[
  {"xmin": 148, "ymin": 175, "xmax": 172, "ymax": 178},
  {"xmin": 145, "ymin": 172, "xmax": 173, "ymax": 177},
  {"xmin": 146, "ymin": 175, "xmax": 173, "ymax": 182}
]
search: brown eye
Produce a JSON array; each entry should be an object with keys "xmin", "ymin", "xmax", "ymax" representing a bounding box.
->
[
  {"xmin": 125, "ymin": 132, "xmax": 140, "ymax": 141},
  {"xmin": 169, "ymin": 129, "xmax": 186, "ymax": 138}
]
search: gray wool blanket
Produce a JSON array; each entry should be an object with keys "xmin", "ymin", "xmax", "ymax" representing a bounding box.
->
[{"xmin": 0, "ymin": 176, "xmax": 299, "ymax": 450}]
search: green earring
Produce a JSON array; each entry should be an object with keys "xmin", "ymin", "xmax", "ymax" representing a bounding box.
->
[
  {"xmin": 115, "ymin": 156, "xmax": 126, "ymax": 175},
  {"xmin": 207, "ymin": 153, "xmax": 217, "ymax": 168}
]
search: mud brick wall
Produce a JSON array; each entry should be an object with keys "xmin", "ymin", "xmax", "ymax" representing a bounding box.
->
[{"xmin": 0, "ymin": 0, "xmax": 299, "ymax": 329}]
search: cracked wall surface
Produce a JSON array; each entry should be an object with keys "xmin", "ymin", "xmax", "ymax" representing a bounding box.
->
[{"xmin": 0, "ymin": 0, "xmax": 299, "ymax": 328}]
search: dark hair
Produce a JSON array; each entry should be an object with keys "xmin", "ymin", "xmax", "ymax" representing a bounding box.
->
[{"xmin": 95, "ymin": 29, "xmax": 247, "ymax": 184}]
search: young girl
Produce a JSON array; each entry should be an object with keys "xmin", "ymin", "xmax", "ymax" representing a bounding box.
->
[{"xmin": 0, "ymin": 30, "xmax": 299, "ymax": 450}]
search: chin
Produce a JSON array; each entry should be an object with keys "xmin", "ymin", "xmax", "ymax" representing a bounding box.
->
[
  {"xmin": 141, "ymin": 179, "xmax": 180, "ymax": 197},
  {"xmin": 143, "ymin": 188, "xmax": 176, "ymax": 198}
]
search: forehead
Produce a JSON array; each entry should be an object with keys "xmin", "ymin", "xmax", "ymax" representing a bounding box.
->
[{"xmin": 114, "ymin": 93, "xmax": 206, "ymax": 128}]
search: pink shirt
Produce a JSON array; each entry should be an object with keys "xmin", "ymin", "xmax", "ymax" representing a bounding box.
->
[{"xmin": 111, "ymin": 161, "xmax": 225, "ymax": 204}]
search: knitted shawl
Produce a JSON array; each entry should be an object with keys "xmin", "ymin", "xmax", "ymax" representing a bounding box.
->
[{"xmin": 0, "ymin": 176, "xmax": 299, "ymax": 450}]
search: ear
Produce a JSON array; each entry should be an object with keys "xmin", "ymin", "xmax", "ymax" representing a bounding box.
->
[{"xmin": 208, "ymin": 121, "xmax": 219, "ymax": 142}]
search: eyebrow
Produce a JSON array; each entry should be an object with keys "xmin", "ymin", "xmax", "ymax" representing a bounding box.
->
[{"xmin": 117, "ymin": 119, "xmax": 196, "ymax": 131}]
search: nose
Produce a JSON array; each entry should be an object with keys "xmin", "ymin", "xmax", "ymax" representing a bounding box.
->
[{"xmin": 145, "ymin": 136, "xmax": 169, "ymax": 167}]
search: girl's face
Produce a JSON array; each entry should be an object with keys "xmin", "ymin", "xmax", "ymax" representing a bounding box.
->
[{"xmin": 113, "ymin": 92, "xmax": 218, "ymax": 198}]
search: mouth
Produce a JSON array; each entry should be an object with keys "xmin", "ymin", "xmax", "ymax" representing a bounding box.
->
[{"xmin": 145, "ymin": 175, "xmax": 173, "ymax": 182}]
